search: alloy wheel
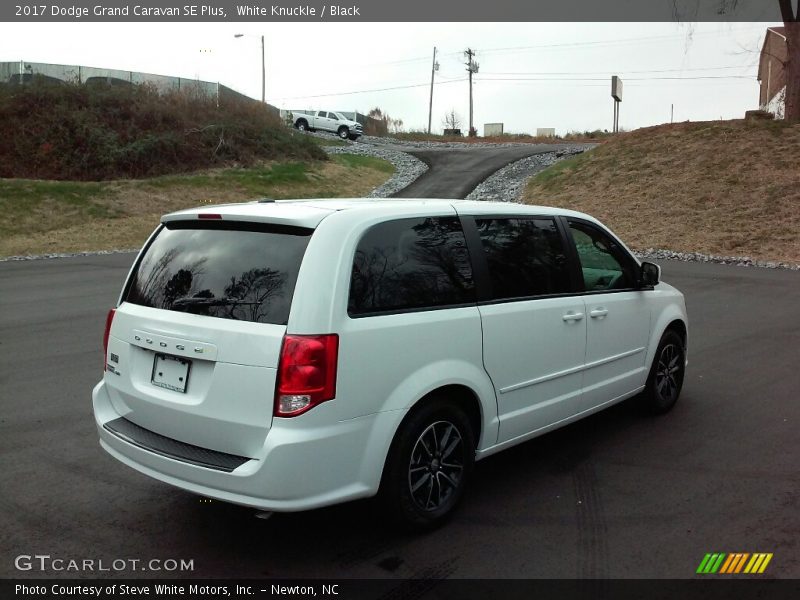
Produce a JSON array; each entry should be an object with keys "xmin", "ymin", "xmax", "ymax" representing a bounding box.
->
[
  {"xmin": 407, "ymin": 420, "xmax": 464, "ymax": 512},
  {"xmin": 655, "ymin": 343, "xmax": 682, "ymax": 402}
]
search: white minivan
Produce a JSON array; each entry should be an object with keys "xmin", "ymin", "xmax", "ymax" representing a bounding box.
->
[{"xmin": 93, "ymin": 199, "xmax": 688, "ymax": 526}]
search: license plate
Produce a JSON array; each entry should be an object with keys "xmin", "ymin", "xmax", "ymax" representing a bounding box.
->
[{"xmin": 151, "ymin": 353, "xmax": 191, "ymax": 393}]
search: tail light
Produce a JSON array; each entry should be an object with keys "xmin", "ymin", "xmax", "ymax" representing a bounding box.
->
[
  {"xmin": 275, "ymin": 334, "xmax": 339, "ymax": 417},
  {"xmin": 103, "ymin": 308, "xmax": 116, "ymax": 371}
]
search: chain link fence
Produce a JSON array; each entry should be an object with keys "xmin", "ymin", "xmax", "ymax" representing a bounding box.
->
[{"xmin": 0, "ymin": 60, "xmax": 279, "ymax": 115}]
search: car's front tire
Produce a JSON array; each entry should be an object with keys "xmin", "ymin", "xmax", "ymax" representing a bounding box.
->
[
  {"xmin": 641, "ymin": 329, "xmax": 685, "ymax": 414},
  {"xmin": 381, "ymin": 398, "xmax": 475, "ymax": 528},
  {"xmin": 338, "ymin": 126, "xmax": 350, "ymax": 140}
]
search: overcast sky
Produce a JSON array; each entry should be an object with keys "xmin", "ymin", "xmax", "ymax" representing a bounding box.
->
[{"xmin": 1, "ymin": 21, "xmax": 782, "ymax": 135}]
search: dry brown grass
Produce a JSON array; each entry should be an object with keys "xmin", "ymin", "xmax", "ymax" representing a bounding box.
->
[
  {"xmin": 0, "ymin": 158, "xmax": 392, "ymax": 257},
  {"xmin": 0, "ymin": 79, "xmax": 325, "ymax": 180},
  {"xmin": 523, "ymin": 119, "xmax": 800, "ymax": 263}
]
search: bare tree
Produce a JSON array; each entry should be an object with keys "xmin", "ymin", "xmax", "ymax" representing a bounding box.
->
[
  {"xmin": 442, "ymin": 109, "xmax": 463, "ymax": 131},
  {"xmin": 776, "ymin": 1, "xmax": 800, "ymax": 119},
  {"xmin": 774, "ymin": 86, "xmax": 787, "ymax": 119},
  {"xmin": 366, "ymin": 107, "xmax": 404, "ymax": 136},
  {"xmin": 674, "ymin": 1, "xmax": 799, "ymax": 121},
  {"xmin": 366, "ymin": 107, "xmax": 389, "ymax": 136}
]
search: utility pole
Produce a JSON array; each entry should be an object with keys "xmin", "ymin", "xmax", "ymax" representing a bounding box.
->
[
  {"xmin": 261, "ymin": 34, "xmax": 266, "ymax": 103},
  {"xmin": 234, "ymin": 33, "xmax": 266, "ymax": 104},
  {"xmin": 464, "ymin": 48, "xmax": 479, "ymax": 136},
  {"xmin": 427, "ymin": 47, "xmax": 438, "ymax": 135}
]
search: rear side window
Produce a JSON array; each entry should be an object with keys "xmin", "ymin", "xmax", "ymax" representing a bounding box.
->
[
  {"xmin": 348, "ymin": 216, "xmax": 475, "ymax": 316},
  {"xmin": 124, "ymin": 221, "xmax": 312, "ymax": 325},
  {"xmin": 475, "ymin": 217, "xmax": 571, "ymax": 300}
]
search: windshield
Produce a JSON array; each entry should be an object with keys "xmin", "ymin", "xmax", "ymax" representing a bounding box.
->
[{"xmin": 124, "ymin": 221, "xmax": 313, "ymax": 325}]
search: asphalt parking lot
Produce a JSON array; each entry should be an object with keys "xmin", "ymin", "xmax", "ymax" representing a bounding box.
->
[{"xmin": 1, "ymin": 254, "xmax": 798, "ymax": 579}]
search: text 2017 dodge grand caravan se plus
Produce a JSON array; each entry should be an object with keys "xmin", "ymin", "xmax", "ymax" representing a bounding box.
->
[{"xmin": 93, "ymin": 199, "xmax": 687, "ymax": 526}]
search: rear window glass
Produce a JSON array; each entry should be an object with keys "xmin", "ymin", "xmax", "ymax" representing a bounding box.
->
[
  {"xmin": 124, "ymin": 221, "xmax": 312, "ymax": 325},
  {"xmin": 348, "ymin": 216, "xmax": 475, "ymax": 316}
]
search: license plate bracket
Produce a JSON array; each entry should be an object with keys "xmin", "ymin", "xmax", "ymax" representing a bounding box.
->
[{"xmin": 151, "ymin": 353, "xmax": 191, "ymax": 393}]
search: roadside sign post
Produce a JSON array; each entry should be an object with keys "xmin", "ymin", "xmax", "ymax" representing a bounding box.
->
[{"xmin": 611, "ymin": 75, "xmax": 623, "ymax": 133}]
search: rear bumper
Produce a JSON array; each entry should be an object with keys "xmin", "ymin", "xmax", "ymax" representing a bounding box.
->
[
  {"xmin": 93, "ymin": 381, "xmax": 401, "ymax": 511},
  {"xmin": 103, "ymin": 417, "xmax": 250, "ymax": 472}
]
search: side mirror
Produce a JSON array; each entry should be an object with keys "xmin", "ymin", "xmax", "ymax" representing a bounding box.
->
[{"xmin": 639, "ymin": 262, "xmax": 660, "ymax": 288}]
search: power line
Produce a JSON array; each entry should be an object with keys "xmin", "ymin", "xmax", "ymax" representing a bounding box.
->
[
  {"xmin": 275, "ymin": 72, "xmax": 751, "ymax": 102},
  {"xmin": 440, "ymin": 26, "xmax": 766, "ymax": 58},
  {"xmin": 353, "ymin": 55, "xmax": 432, "ymax": 68},
  {"xmin": 271, "ymin": 26, "xmax": 765, "ymax": 78},
  {"xmin": 476, "ymin": 75, "xmax": 753, "ymax": 82},
  {"xmin": 275, "ymin": 78, "xmax": 467, "ymax": 101},
  {"xmin": 480, "ymin": 65, "xmax": 758, "ymax": 76}
]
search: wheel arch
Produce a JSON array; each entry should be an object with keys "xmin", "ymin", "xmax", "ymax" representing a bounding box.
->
[
  {"xmin": 665, "ymin": 318, "xmax": 687, "ymax": 347},
  {"xmin": 646, "ymin": 306, "xmax": 689, "ymax": 373},
  {"xmin": 388, "ymin": 383, "xmax": 485, "ymax": 456},
  {"xmin": 413, "ymin": 384, "xmax": 483, "ymax": 450},
  {"xmin": 369, "ymin": 381, "xmax": 490, "ymax": 493},
  {"xmin": 375, "ymin": 383, "xmax": 483, "ymax": 495},
  {"xmin": 641, "ymin": 316, "xmax": 688, "ymax": 415}
]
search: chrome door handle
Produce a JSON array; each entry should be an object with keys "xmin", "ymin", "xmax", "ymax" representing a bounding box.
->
[
  {"xmin": 562, "ymin": 312, "xmax": 585, "ymax": 322},
  {"xmin": 590, "ymin": 308, "xmax": 609, "ymax": 318}
]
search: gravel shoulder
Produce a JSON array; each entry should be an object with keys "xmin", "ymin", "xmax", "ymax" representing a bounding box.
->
[{"xmin": 321, "ymin": 144, "xmax": 428, "ymax": 197}]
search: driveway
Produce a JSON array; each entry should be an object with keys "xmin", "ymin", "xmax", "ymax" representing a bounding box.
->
[{"xmin": 391, "ymin": 144, "xmax": 565, "ymax": 199}]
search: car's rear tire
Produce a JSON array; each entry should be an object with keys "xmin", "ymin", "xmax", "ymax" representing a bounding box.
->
[
  {"xmin": 338, "ymin": 126, "xmax": 350, "ymax": 139},
  {"xmin": 296, "ymin": 120, "xmax": 308, "ymax": 132},
  {"xmin": 641, "ymin": 329, "xmax": 685, "ymax": 414},
  {"xmin": 380, "ymin": 398, "xmax": 475, "ymax": 528}
]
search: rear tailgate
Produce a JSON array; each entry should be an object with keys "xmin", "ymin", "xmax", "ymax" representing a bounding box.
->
[{"xmin": 103, "ymin": 217, "xmax": 315, "ymax": 458}]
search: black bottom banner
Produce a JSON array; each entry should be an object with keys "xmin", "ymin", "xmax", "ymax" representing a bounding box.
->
[{"xmin": 3, "ymin": 579, "xmax": 800, "ymax": 600}]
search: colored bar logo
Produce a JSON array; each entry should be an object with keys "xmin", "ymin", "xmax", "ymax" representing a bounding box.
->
[{"xmin": 696, "ymin": 553, "xmax": 773, "ymax": 574}]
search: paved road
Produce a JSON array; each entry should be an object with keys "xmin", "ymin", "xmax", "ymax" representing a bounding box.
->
[
  {"xmin": 1, "ymin": 254, "xmax": 798, "ymax": 579},
  {"xmin": 391, "ymin": 145, "xmax": 564, "ymax": 199}
]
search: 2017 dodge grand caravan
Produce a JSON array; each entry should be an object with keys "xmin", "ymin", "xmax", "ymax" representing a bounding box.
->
[{"xmin": 93, "ymin": 199, "xmax": 688, "ymax": 526}]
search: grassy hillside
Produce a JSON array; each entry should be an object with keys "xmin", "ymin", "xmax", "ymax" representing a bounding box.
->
[
  {"xmin": 0, "ymin": 154, "xmax": 394, "ymax": 257},
  {"xmin": 523, "ymin": 119, "xmax": 800, "ymax": 263},
  {"xmin": 0, "ymin": 79, "xmax": 397, "ymax": 257},
  {"xmin": 0, "ymin": 79, "xmax": 326, "ymax": 180}
]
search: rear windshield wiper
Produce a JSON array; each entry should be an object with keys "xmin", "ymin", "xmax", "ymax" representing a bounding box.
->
[{"xmin": 171, "ymin": 297, "xmax": 260, "ymax": 308}]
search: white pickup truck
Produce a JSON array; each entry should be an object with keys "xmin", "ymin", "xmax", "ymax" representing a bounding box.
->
[{"xmin": 293, "ymin": 111, "xmax": 363, "ymax": 140}]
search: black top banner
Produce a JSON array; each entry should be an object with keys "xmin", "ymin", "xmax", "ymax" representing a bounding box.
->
[{"xmin": 1, "ymin": 0, "xmax": 786, "ymax": 22}]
